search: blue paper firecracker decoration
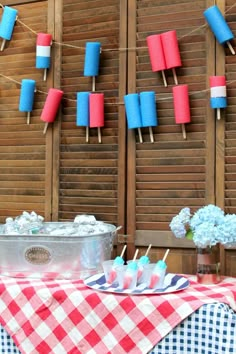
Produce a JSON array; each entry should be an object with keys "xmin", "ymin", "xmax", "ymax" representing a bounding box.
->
[
  {"xmin": 76, "ymin": 92, "xmax": 90, "ymax": 142},
  {"xmin": 204, "ymin": 5, "xmax": 235, "ymax": 54},
  {"xmin": 124, "ymin": 92, "xmax": 158, "ymax": 143},
  {"xmin": 19, "ymin": 79, "xmax": 36, "ymax": 124},
  {"xmin": 0, "ymin": 6, "xmax": 18, "ymax": 51}
]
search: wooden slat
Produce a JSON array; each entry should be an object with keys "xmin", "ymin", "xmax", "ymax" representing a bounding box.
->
[
  {"xmin": 126, "ymin": 0, "xmax": 138, "ymax": 259},
  {"xmin": 59, "ymin": 0, "xmax": 125, "ymax": 227},
  {"xmin": 0, "ymin": 1, "xmax": 49, "ymax": 223},
  {"xmin": 128, "ymin": 0, "xmax": 214, "ymax": 224},
  {"xmin": 220, "ymin": 0, "xmax": 236, "ymax": 275},
  {"xmin": 126, "ymin": 0, "xmax": 217, "ymax": 270},
  {"xmin": 51, "ymin": 0, "xmax": 63, "ymax": 221},
  {"xmin": 223, "ymin": 0, "xmax": 236, "ymax": 215}
]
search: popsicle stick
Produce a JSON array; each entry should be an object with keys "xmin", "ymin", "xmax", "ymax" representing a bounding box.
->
[
  {"xmin": 43, "ymin": 69, "xmax": 47, "ymax": 81},
  {"xmin": 161, "ymin": 70, "xmax": 167, "ymax": 87},
  {"xmin": 0, "ymin": 39, "xmax": 6, "ymax": 51},
  {"xmin": 120, "ymin": 245, "xmax": 127, "ymax": 258},
  {"xmin": 85, "ymin": 126, "xmax": 89, "ymax": 143},
  {"xmin": 162, "ymin": 249, "xmax": 170, "ymax": 262},
  {"xmin": 133, "ymin": 249, "xmax": 139, "ymax": 261},
  {"xmin": 227, "ymin": 41, "xmax": 235, "ymax": 55},
  {"xmin": 98, "ymin": 127, "xmax": 102, "ymax": 143},
  {"xmin": 172, "ymin": 68, "xmax": 178, "ymax": 85},
  {"xmin": 43, "ymin": 122, "xmax": 49, "ymax": 134},
  {"xmin": 216, "ymin": 108, "xmax": 221, "ymax": 120},
  {"xmin": 26, "ymin": 112, "xmax": 30, "ymax": 125},
  {"xmin": 138, "ymin": 128, "xmax": 143, "ymax": 143},
  {"xmin": 149, "ymin": 126, "xmax": 154, "ymax": 143},
  {"xmin": 181, "ymin": 123, "xmax": 186, "ymax": 140},
  {"xmin": 144, "ymin": 244, "xmax": 152, "ymax": 256},
  {"xmin": 92, "ymin": 76, "xmax": 96, "ymax": 92}
]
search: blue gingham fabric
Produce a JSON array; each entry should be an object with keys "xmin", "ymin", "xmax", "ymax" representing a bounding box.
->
[
  {"xmin": 149, "ymin": 302, "xmax": 236, "ymax": 354},
  {"xmin": 0, "ymin": 303, "xmax": 235, "ymax": 354},
  {"xmin": 0, "ymin": 327, "xmax": 20, "ymax": 354}
]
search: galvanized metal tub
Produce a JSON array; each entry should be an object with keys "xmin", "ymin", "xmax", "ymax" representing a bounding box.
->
[{"xmin": 0, "ymin": 222, "xmax": 118, "ymax": 280}]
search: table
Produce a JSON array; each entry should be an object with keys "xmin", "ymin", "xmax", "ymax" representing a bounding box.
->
[{"xmin": 0, "ymin": 275, "xmax": 235, "ymax": 354}]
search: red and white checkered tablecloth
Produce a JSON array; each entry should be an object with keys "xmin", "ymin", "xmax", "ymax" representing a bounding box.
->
[{"xmin": 0, "ymin": 275, "xmax": 235, "ymax": 354}]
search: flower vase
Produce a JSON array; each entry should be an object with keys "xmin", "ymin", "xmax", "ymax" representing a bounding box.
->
[{"xmin": 196, "ymin": 246, "xmax": 221, "ymax": 284}]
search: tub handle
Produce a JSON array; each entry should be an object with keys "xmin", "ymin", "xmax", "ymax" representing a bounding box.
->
[{"xmin": 112, "ymin": 225, "xmax": 122, "ymax": 238}]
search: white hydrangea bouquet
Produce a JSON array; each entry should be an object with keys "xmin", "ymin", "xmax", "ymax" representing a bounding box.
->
[{"xmin": 169, "ymin": 204, "xmax": 236, "ymax": 248}]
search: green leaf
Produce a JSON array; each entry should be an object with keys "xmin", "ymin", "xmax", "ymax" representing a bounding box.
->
[{"xmin": 186, "ymin": 230, "xmax": 193, "ymax": 240}]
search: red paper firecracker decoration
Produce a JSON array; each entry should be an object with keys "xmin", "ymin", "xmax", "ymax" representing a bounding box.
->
[
  {"xmin": 89, "ymin": 93, "xmax": 104, "ymax": 143},
  {"xmin": 40, "ymin": 88, "xmax": 64, "ymax": 134},
  {"xmin": 172, "ymin": 85, "xmax": 191, "ymax": 140}
]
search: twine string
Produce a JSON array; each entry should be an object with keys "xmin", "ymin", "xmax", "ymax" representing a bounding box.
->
[{"xmin": 0, "ymin": 2, "xmax": 234, "ymax": 106}]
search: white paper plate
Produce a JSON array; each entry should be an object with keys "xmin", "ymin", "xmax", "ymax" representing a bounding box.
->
[{"xmin": 84, "ymin": 272, "xmax": 190, "ymax": 295}]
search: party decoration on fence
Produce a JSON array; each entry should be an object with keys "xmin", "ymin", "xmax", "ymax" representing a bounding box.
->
[
  {"xmin": 19, "ymin": 79, "xmax": 36, "ymax": 124},
  {"xmin": 40, "ymin": 88, "xmax": 63, "ymax": 134},
  {"xmin": 209, "ymin": 76, "xmax": 227, "ymax": 120},
  {"xmin": 147, "ymin": 30, "xmax": 182, "ymax": 86},
  {"xmin": 140, "ymin": 91, "xmax": 158, "ymax": 143},
  {"xmin": 76, "ymin": 92, "xmax": 105, "ymax": 143},
  {"xmin": 161, "ymin": 30, "xmax": 182, "ymax": 85},
  {"xmin": 124, "ymin": 92, "xmax": 158, "ymax": 143},
  {"xmin": 204, "ymin": 5, "xmax": 235, "ymax": 55},
  {"xmin": 172, "ymin": 84, "xmax": 191, "ymax": 140},
  {"xmin": 89, "ymin": 93, "xmax": 104, "ymax": 143},
  {"xmin": 0, "ymin": 6, "xmax": 18, "ymax": 51},
  {"xmin": 84, "ymin": 42, "xmax": 101, "ymax": 92},
  {"xmin": 1, "ymin": 2, "xmax": 236, "ymax": 145},
  {"xmin": 124, "ymin": 93, "xmax": 143, "ymax": 143},
  {"xmin": 36, "ymin": 33, "xmax": 53, "ymax": 81},
  {"xmin": 146, "ymin": 34, "xmax": 167, "ymax": 87},
  {"xmin": 76, "ymin": 92, "xmax": 90, "ymax": 142}
]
